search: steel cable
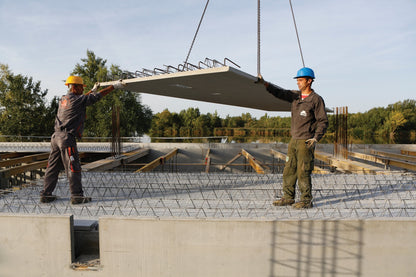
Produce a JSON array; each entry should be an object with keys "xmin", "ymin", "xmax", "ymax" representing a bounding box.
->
[
  {"xmin": 184, "ymin": 0, "xmax": 210, "ymax": 68},
  {"xmin": 257, "ymin": 0, "xmax": 261, "ymax": 76},
  {"xmin": 289, "ymin": 0, "xmax": 305, "ymax": 67}
]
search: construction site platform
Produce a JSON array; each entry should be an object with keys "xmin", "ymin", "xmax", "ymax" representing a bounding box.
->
[{"xmin": 1, "ymin": 172, "xmax": 415, "ymax": 220}]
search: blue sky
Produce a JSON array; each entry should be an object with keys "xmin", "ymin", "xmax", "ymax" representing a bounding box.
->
[{"xmin": 0, "ymin": 0, "xmax": 415, "ymax": 118}]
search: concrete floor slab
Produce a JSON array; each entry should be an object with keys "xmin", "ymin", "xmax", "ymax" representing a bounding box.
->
[{"xmin": 1, "ymin": 172, "xmax": 415, "ymax": 220}]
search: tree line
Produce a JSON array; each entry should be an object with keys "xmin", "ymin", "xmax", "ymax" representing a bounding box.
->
[
  {"xmin": 1, "ymin": 50, "xmax": 415, "ymax": 144},
  {"xmin": 149, "ymin": 102, "xmax": 416, "ymax": 144},
  {"xmin": 0, "ymin": 50, "xmax": 152, "ymax": 141}
]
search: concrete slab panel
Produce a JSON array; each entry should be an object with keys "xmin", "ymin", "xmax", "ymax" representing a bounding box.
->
[
  {"xmin": 0, "ymin": 214, "xmax": 75, "ymax": 276},
  {"xmin": 100, "ymin": 66, "xmax": 292, "ymax": 112},
  {"xmin": 99, "ymin": 217, "xmax": 416, "ymax": 277}
]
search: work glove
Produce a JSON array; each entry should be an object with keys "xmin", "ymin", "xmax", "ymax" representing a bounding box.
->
[
  {"xmin": 255, "ymin": 74, "xmax": 265, "ymax": 84},
  {"xmin": 305, "ymin": 138, "xmax": 318, "ymax": 148},
  {"xmin": 91, "ymin": 82, "xmax": 100, "ymax": 93},
  {"xmin": 112, "ymin": 80, "xmax": 126, "ymax": 89}
]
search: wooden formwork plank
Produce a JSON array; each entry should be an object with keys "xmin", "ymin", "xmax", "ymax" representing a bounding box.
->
[
  {"xmin": 401, "ymin": 149, "xmax": 416, "ymax": 157},
  {"xmin": 270, "ymin": 149, "xmax": 287, "ymax": 161},
  {"xmin": 348, "ymin": 151, "xmax": 386, "ymax": 165},
  {"xmin": 136, "ymin": 148, "xmax": 178, "ymax": 173},
  {"xmin": 122, "ymin": 148, "xmax": 150, "ymax": 164},
  {"xmin": 83, "ymin": 148, "xmax": 151, "ymax": 172},
  {"xmin": 0, "ymin": 160, "xmax": 48, "ymax": 179},
  {"xmin": 315, "ymin": 151, "xmax": 385, "ymax": 174},
  {"xmin": 241, "ymin": 149, "xmax": 265, "ymax": 174},
  {"xmin": 0, "ymin": 152, "xmax": 22, "ymax": 160},
  {"xmin": 384, "ymin": 159, "xmax": 416, "ymax": 172},
  {"xmin": 0, "ymin": 153, "xmax": 50, "ymax": 168},
  {"xmin": 220, "ymin": 153, "xmax": 242, "ymax": 171},
  {"xmin": 360, "ymin": 150, "xmax": 416, "ymax": 171},
  {"xmin": 204, "ymin": 149, "xmax": 211, "ymax": 173},
  {"xmin": 270, "ymin": 149, "xmax": 331, "ymax": 174},
  {"xmin": 370, "ymin": 150, "xmax": 416, "ymax": 163}
]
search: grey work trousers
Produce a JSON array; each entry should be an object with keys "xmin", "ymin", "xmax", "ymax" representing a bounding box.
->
[
  {"xmin": 282, "ymin": 138, "xmax": 315, "ymax": 202},
  {"xmin": 40, "ymin": 132, "xmax": 83, "ymax": 197}
]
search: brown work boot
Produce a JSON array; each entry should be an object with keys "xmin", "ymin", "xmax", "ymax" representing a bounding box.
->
[
  {"xmin": 71, "ymin": 196, "xmax": 92, "ymax": 205},
  {"xmin": 40, "ymin": 195, "xmax": 57, "ymax": 203},
  {"xmin": 273, "ymin": 197, "xmax": 295, "ymax": 206},
  {"xmin": 292, "ymin": 201, "xmax": 313, "ymax": 209}
]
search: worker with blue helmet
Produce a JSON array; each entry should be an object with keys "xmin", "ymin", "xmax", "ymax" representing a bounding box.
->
[
  {"xmin": 256, "ymin": 68, "xmax": 328, "ymax": 209},
  {"xmin": 294, "ymin": 67, "xmax": 315, "ymax": 79}
]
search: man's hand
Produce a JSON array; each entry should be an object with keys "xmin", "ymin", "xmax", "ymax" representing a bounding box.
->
[
  {"xmin": 91, "ymin": 82, "xmax": 100, "ymax": 93},
  {"xmin": 305, "ymin": 138, "xmax": 317, "ymax": 148},
  {"xmin": 255, "ymin": 74, "xmax": 265, "ymax": 84},
  {"xmin": 112, "ymin": 80, "xmax": 126, "ymax": 89}
]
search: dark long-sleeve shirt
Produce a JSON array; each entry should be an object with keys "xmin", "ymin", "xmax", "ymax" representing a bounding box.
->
[
  {"xmin": 54, "ymin": 92, "xmax": 103, "ymax": 138},
  {"xmin": 266, "ymin": 83, "xmax": 328, "ymax": 141}
]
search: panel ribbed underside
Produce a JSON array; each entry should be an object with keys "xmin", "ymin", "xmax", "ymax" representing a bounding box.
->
[{"xmin": 100, "ymin": 66, "xmax": 292, "ymax": 112}]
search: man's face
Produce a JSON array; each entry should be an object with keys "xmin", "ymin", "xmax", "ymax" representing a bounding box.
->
[
  {"xmin": 296, "ymin": 77, "xmax": 312, "ymax": 92},
  {"xmin": 72, "ymin": 84, "xmax": 84, "ymax": 95}
]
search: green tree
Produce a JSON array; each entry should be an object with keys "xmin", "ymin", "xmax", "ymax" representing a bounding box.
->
[
  {"xmin": 149, "ymin": 109, "xmax": 176, "ymax": 137},
  {"xmin": 382, "ymin": 111, "xmax": 407, "ymax": 143},
  {"xmin": 71, "ymin": 50, "xmax": 152, "ymax": 138},
  {"xmin": 0, "ymin": 64, "xmax": 51, "ymax": 140},
  {"xmin": 179, "ymin": 107, "xmax": 200, "ymax": 128}
]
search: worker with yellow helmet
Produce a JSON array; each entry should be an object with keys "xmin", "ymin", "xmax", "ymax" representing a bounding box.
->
[{"xmin": 40, "ymin": 76, "xmax": 126, "ymax": 204}]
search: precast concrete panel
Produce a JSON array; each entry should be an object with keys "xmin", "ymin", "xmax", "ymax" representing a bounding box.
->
[
  {"xmin": 100, "ymin": 66, "xmax": 292, "ymax": 112},
  {"xmin": 99, "ymin": 217, "xmax": 416, "ymax": 277},
  {"xmin": 0, "ymin": 214, "xmax": 76, "ymax": 277}
]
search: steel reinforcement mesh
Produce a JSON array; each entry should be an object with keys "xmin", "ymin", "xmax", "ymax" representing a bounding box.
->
[{"xmin": 1, "ymin": 172, "xmax": 415, "ymax": 220}]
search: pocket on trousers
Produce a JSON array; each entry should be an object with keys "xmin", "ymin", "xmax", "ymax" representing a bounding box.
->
[
  {"xmin": 67, "ymin": 147, "xmax": 81, "ymax": 172},
  {"xmin": 303, "ymin": 159, "xmax": 314, "ymax": 171}
]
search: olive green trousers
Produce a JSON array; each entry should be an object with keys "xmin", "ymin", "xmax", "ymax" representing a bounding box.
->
[{"xmin": 282, "ymin": 138, "xmax": 315, "ymax": 202}]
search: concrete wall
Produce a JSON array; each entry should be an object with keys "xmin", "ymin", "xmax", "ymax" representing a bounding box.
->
[
  {"xmin": 1, "ymin": 215, "xmax": 415, "ymax": 276},
  {"xmin": 0, "ymin": 214, "xmax": 75, "ymax": 277},
  {"xmin": 100, "ymin": 217, "xmax": 416, "ymax": 277}
]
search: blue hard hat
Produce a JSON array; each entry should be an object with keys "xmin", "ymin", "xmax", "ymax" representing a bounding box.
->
[{"xmin": 294, "ymin": 67, "xmax": 315, "ymax": 79}]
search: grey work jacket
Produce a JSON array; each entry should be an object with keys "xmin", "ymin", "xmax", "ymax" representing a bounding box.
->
[
  {"xmin": 266, "ymin": 83, "xmax": 328, "ymax": 141},
  {"xmin": 54, "ymin": 91, "xmax": 103, "ymax": 138}
]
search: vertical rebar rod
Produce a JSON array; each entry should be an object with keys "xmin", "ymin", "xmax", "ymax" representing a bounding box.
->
[{"xmin": 111, "ymin": 105, "xmax": 121, "ymax": 157}]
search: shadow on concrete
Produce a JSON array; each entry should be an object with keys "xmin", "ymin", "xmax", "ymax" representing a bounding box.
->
[{"xmin": 269, "ymin": 220, "xmax": 364, "ymax": 277}]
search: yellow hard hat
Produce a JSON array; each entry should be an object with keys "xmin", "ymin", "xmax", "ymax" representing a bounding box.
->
[{"xmin": 65, "ymin": 76, "xmax": 86, "ymax": 87}]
